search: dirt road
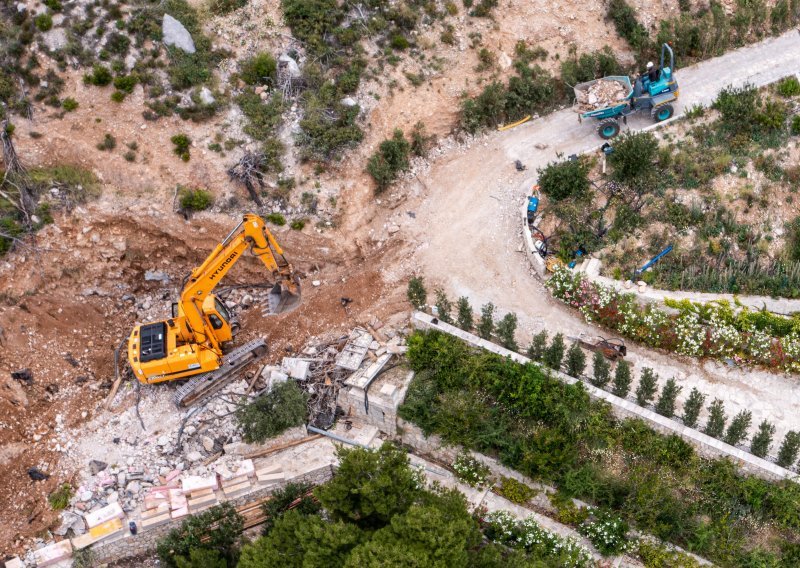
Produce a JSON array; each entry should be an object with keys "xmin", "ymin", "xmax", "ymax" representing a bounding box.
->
[{"xmin": 409, "ymin": 30, "xmax": 800, "ymax": 447}]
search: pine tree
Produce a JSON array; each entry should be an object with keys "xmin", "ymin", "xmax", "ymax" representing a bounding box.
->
[
  {"xmin": 704, "ymin": 399, "xmax": 727, "ymax": 439},
  {"xmin": 495, "ymin": 313, "xmax": 519, "ymax": 351},
  {"xmin": 543, "ymin": 333, "xmax": 566, "ymax": 371},
  {"xmin": 456, "ymin": 297, "xmax": 473, "ymax": 331},
  {"xmin": 590, "ymin": 352, "xmax": 610, "ymax": 387},
  {"xmin": 750, "ymin": 420, "xmax": 775, "ymax": 458},
  {"xmin": 635, "ymin": 367, "xmax": 658, "ymax": 406},
  {"xmin": 655, "ymin": 378, "xmax": 682, "ymax": 418},
  {"xmin": 407, "ymin": 276, "xmax": 427, "ymax": 309},
  {"xmin": 681, "ymin": 388, "xmax": 706, "ymax": 428},
  {"xmin": 776, "ymin": 431, "xmax": 800, "ymax": 468},
  {"xmin": 565, "ymin": 343, "xmax": 586, "ymax": 378},
  {"xmin": 477, "ymin": 303, "xmax": 495, "ymax": 339},
  {"xmin": 434, "ymin": 289, "xmax": 452, "ymax": 324},
  {"xmin": 724, "ymin": 410, "xmax": 752, "ymax": 446},
  {"xmin": 611, "ymin": 360, "xmax": 632, "ymax": 397},
  {"xmin": 527, "ymin": 331, "xmax": 548, "ymax": 361}
]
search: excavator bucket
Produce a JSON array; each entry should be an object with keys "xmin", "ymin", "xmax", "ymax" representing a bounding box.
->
[{"xmin": 266, "ymin": 277, "xmax": 302, "ymax": 315}]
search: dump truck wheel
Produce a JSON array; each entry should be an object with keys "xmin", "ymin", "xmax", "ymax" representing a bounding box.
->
[
  {"xmin": 597, "ymin": 119, "xmax": 620, "ymax": 139},
  {"xmin": 652, "ymin": 104, "xmax": 674, "ymax": 122}
]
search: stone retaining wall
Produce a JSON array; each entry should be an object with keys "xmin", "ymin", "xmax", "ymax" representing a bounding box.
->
[{"xmin": 413, "ymin": 311, "xmax": 799, "ymax": 483}]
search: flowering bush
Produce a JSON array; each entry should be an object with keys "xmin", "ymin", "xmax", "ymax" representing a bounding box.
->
[
  {"xmin": 578, "ymin": 507, "xmax": 631, "ymax": 556},
  {"xmin": 483, "ymin": 510, "xmax": 593, "ymax": 567},
  {"xmin": 452, "ymin": 453, "xmax": 491, "ymax": 487},
  {"xmin": 546, "ymin": 266, "xmax": 800, "ymax": 372}
]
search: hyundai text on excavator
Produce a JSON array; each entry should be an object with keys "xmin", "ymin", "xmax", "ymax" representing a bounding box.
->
[{"xmin": 127, "ymin": 214, "xmax": 301, "ymax": 406}]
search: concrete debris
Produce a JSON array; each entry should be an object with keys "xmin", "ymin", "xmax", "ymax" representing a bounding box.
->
[
  {"xmin": 575, "ymin": 78, "xmax": 628, "ymax": 112},
  {"xmin": 162, "ymin": 14, "xmax": 196, "ymax": 54},
  {"xmin": 89, "ymin": 460, "xmax": 107, "ymax": 475},
  {"xmin": 33, "ymin": 540, "xmax": 72, "ymax": 567},
  {"xmin": 144, "ymin": 270, "xmax": 170, "ymax": 283}
]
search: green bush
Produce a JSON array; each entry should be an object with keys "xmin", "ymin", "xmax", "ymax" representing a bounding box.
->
[
  {"xmin": 538, "ymin": 157, "xmax": 590, "ymax": 202},
  {"xmin": 236, "ymin": 381, "xmax": 307, "ymax": 443},
  {"xmin": 261, "ymin": 482, "xmax": 320, "ymax": 535},
  {"xmin": 681, "ymin": 388, "xmax": 705, "ymax": 428},
  {"xmin": 62, "ymin": 97, "xmax": 78, "ymax": 111},
  {"xmin": 407, "ymin": 276, "xmax": 427, "ymax": 309},
  {"xmin": 179, "ymin": 188, "xmax": 213, "ymax": 211},
  {"xmin": 611, "ymin": 360, "xmax": 631, "ymax": 397},
  {"xmin": 35, "ymin": 13, "xmax": 53, "ymax": 31},
  {"xmin": 434, "ymin": 289, "xmax": 453, "ymax": 324},
  {"xmin": 635, "ymin": 367, "xmax": 658, "ymax": 406},
  {"xmin": 96, "ymin": 133, "xmax": 117, "ymax": 151},
  {"xmin": 527, "ymin": 330, "xmax": 547, "ymax": 361},
  {"xmin": 560, "ymin": 47, "xmax": 622, "ymax": 90},
  {"xmin": 289, "ymin": 218, "xmax": 306, "ymax": 230},
  {"xmin": 113, "ymin": 74, "xmax": 138, "ymax": 93},
  {"xmin": 565, "ymin": 342, "xmax": 586, "ymax": 378},
  {"xmin": 704, "ymin": 399, "xmax": 726, "ymax": 438},
  {"xmin": 367, "ymin": 129, "xmax": 411, "ymax": 193},
  {"xmin": 792, "ymin": 115, "xmax": 800, "ymax": 135},
  {"xmin": 495, "ymin": 312, "xmax": 518, "ymax": 350},
  {"xmin": 452, "ymin": 452, "xmax": 491, "ymax": 487},
  {"xmin": 477, "ymin": 302, "xmax": 495, "ymax": 339},
  {"xmin": 750, "ymin": 420, "xmax": 775, "ymax": 458},
  {"xmin": 590, "ymin": 351, "xmax": 610, "ymax": 387},
  {"xmin": 777, "ymin": 75, "xmax": 800, "ymax": 97},
  {"xmin": 48, "ymin": 483, "xmax": 72, "ymax": 510},
  {"xmin": 110, "ymin": 91, "xmax": 127, "ymax": 103},
  {"xmin": 456, "ymin": 296, "xmax": 473, "ymax": 330},
  {"xmin": 157, "ymin": 502, "xmax": 243, "ymax": 567},
  {"xmin": 266, "ymin": 212, "xmax": 286, "ymax": 226},
  {"xmin": 579, "ymin": 508, "xmax": 630, "ymax": 556},
  {"xmin": 607, "ymin": 0, "xmax": 650, "ymax": 52},
  {"xmin": 777, "ymin": 431, "xmax": 800, "ymax": 467},
  {"xmin": 84, "ymin": 65, "xmax": 113, "ymax": 86},
  {"xmin": 494, "ymin": 476, "xmax": 536, "ymax": 504},
  {"xmin": 461, "ymin": 81, "xmax": 507, "ymax": 132},
  {"xmin": 608, "ymin": 131, "xmax": 659, "ymax": 182},
  {"xmin": 171, "ymin": 133, "xmax": 191, "ymax": 161},
  {"xmin": 655, "ymin": 378, "xmax": 681, "ymax": 418},
  {"xmin": 544, "ymin": 332, "xmax": 566, "ymax": 370},
  {"xmin": 209, "ymin": 0, "xmax": 246, "ymax": 15},
  {"xmin": 390, "ymin": 34, "xmax": 410, "ymax": 50},
  {"xmin": 240, "ymin": 53, "xmax": 277, "ymax": 86},
  {"xmin": 724, "ymin": 410, "xmax": 752, "ymax": 446}
]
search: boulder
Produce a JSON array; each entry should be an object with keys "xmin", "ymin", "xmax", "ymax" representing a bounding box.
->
[
  {"xmin": 199, "ymin": 87, "xmax": 216, "ymax": 105},
  {"xmin": 162, "ymin": 14, "xmax": 196, "ymax": 54},
  {"xmin": 89, "ymin": 460, "xmax": 108, "ymax": 475},
  {"xmin": 278, "ymin": 54, "xmax": 301, "ymax": 78}
]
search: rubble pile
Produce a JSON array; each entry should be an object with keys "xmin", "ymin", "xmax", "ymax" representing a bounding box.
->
[{"xmin": 575, "ymin": 78, "xmax": 629, "ymax": 112}]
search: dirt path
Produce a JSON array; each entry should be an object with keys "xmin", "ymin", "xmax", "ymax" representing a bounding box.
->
[{"xmin": 409, "ymin": 30, "xmax": 800, "ymax": 448}]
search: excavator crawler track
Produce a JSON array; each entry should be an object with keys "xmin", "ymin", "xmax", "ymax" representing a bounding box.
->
[{"xmin": 173, "ymin": 338, "xmax": 268, "ymax": 408}]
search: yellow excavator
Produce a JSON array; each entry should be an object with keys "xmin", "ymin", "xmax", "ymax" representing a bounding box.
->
[{"xmin": 127, "ymin": 214, "xmax": 301, "ymax": 406}]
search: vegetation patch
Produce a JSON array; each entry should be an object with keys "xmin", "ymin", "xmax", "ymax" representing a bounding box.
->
[{"xmin": 235, "ymin": 380, "xmax": 307, "ymax": 443}]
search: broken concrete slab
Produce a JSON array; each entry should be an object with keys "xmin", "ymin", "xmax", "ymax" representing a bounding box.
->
[
  {"xmin": 181, "ymin": 475, "xmax": 218, "ymax": 493},
  {"xmin": 336, "ymin": 327, "xmax": 372, "ymax": 371},
  {"xmin": 84, "ymin": 502, "xmax": 124, "ymax": 528},
  {"xmin": 33, "ymin": 540, "xmax": 72, "ymax": 567},
  {"xmin": 281, "ymin": 358, "xmax": 311, "ymax": 380},
  {"xmin": 4, "ymin": 557, "xmax": 24, "ymax": 568}
]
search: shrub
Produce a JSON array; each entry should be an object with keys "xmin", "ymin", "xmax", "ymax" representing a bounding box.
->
[
  {"xmin": 724, "ymin": 410, "xmax": 752, "ymax": 446},
  {"xmin": 110, "ymin": 91, "xmax": 127, "ymax": 103},
  {"xmin": 453, "ymin": 453, "xmax": 491, "ymax": 487},
  {"xmin": 236, "ymin": 381, "xmax": 307, "ymax": 443},
  {"xmin": 407, "ymin": 276, "xmax": 427, "ymax": 309},
  {"xmin": 792, "ymin": 115, "xmax": 800, "ymax": 135},
  {"xmin": 611, "ymin": 360, "xmax": 631, "ymax": 397},
  {"xmin": 565, "ymin": 343, "xmax": 586, "ymax": 378},
  {"xmin": 470, "ymin": 0, "xmax": 497, "ymax": 17},
  {"xmin": 538, "ymin": 157, "xmax": 590, "ymax": 202},
  {"xmin": 655, "ymin": 378, "xmax": 682, "ymax": 418},
  {"xmin": 704, "ymin": 399, "xmax": 727, "ymax": 439},
  {"xmin": 543, "ymin": 333, "xmax": 565, "ymax": 370},
  {"xmin": 367, "ymin": 129, "xmax": 411, "ymax": 193},
  {"xmin": 96, "ymin": 133, "xmax": 117, "ymax": 151},
  {"xmin": 461, "ymin": 81, "xmax": 507, "ymax": 132},
  {"xmin": 477, "ymin": 303, "xmax": 495, "ymax": 339},
  {"xmin": 608, "ymin": 131, "xmax": 658, "ymax": 182},
  {"xmin": 681, "ymin": 388, "xmax": 706, "ymax": 428},
  {"xmin": 35, "ymin": 13, "xmax": 53, "ymax": 31},
  {"xmin": 113, "ymin": 74, "xmax": 138, "ymax": 93},
  {"xmin": 578, "ymin": 508, "xmax": 630, "ymax": 556},
  {"xmin": 410, "ymin": 121, "xmax": 433, "ymax": 157},
  {"xmin": 456, "ymin": 296, "xmax": 473, "ymax": 330},
  {"xmin": 434, "ymin": 289, "xmax": 453, "ymax": 324},
  {"xmin": 157, "ymin": 502, "xmax": 243, "ymax": 567},
  {"xmin": 179, "ymin": 188, "xmax": 213, "ymax": 211},
  {"xmin": 84, "ymin": 65, "xmax": 113, "ymax": 86},
  {"xmin": 62, "ymin": 98, "xmax": 78, "ymax": 111},
  {"xmin": 289, "ymin": 219, "xmax": 306, "ymax": 230},
  {"xmin": 494, "ymin": 476, "xmax": 536, "ymax": 504},
  {"xmin": 713, "ymin": 84, "xmax": 760, "ymax": 135},
  {"xmin": 590, "ymin": 351, "xmax": 610, "ymax": 387},
  {"xmin": 124, "ymin": 151, "xmax": 136, "ymax": 162},
  {"xmin": 777, "ymin": 431, "xmax": 800, "ymax": 467},
  {"xmin": 527, "ymin": 330, "xmax": 548, "ymax": 361},
  {"xmin": 607, "ymin": 0, "xmax": 649, "ymax": 52},
  {"xmin": 209, "ymin": 0, "xmax": 246, "ymax": 15},
  {"xmin": 260, "ymin": 482, "xmax": 319, "ymax": 535},
  {"xmin": 171, "ymin": 133, "xmax": 191, "ymax": 161},
  {"xmin": 240, "ymin": 53, "xmax": 277, "ymax": 86},
  {"xmin": 495, "ymin": 313, "xmax": 518, "ymax": 350},
  {"xmin": 777, "ymin": 75, "xmax": 800, "ymax": 97},
  {"xmin": 48, "ymin": 483, "xmax": 72, "ymax": 510},
  {"xmin": 266, "ymin": 212, "xmax": 286, "ymax": 226},
  {"xmin": 750, "ymin": 420, "xmax": 775, "ymax": 458},
  {"xmin": 635, "ymin": 367, "xmax": 658, "ymax": 406}
]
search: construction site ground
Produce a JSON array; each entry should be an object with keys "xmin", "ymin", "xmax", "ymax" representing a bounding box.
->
[{"xmin": 2, "ymin": 0, "xmax": 800, "ymax": 559}]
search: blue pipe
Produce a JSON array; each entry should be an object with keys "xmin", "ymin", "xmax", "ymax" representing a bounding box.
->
[{"xmin": 635, "ymin": 245, "xmax": 673, "ymax": 276}]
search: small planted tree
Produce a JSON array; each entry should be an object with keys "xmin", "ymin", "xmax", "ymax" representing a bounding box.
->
[
  {"xmin": 407, "ymin": 276, "xmax": 427, "ymax": 309},
  {"xmin": 543, "ymin": 333, "xmax": 565, "ymax": 370},
  {"xmin": 537, "ymin": 157, "xmax": 590, "ymax": 202},
  {"xmin": 495, "ymin": 312, "xmax": 519, "ymax": 351},
  {"xmin": 236, "ymin": 381, "xmax": 307, "ymax": 443},
  {"xmin": 655, "ymin": 378, "xmax": 682, "ymax": 418},
  {"xmin": 704, "ymin": 399, "xmax": 727, "ymax": 439},
  {"xmin": 527, "ymin": 330, "xmax": 548, "ymax": 361},
  {"xmin": 750, "ymin": 420, "xmax": 776, "ymax": 458},
  {"xmin": 611, "ymin": 360, "xmax": 631, "ymax": 398},
  {"xmin": 477, "ymin": 303, "xmax": 495, "ymax": 339},
  {"xmin": 367, "ymin": 129, "xmax": 411, "ymax": 193},
  {"xmin": 456, "ymin": 296, "xmax": 473, "ymax": 330},
  {"xmin": 777, "ymin": 431, "xmax": 800, "ymax": 467},
  {"xmin": 724, "ymin": 410, "xmax": 752, "ymax": 446},
  {"xmin": 565, "ymin": 343, "xmax": 586, "ymax": 378},
  {"xmin": 682, "ymin": 388, "xmax": 706, "ymax": 428},
  {"xmin": 434, "ymin": 289, "xmax": 453, "ymax": 324},
  {"xmin": 608, "ymin": 131, "xmax": 658, "ymax": 183},
  {"xmin": 635, "ymin": 367, "xmax": 658, "ymax": 406},
  {"xmin": 590, "ymin": 352, "xmax": 610, "ymax": 387}
]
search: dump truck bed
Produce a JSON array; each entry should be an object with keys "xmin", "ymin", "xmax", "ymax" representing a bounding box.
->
[{"xmin": 574, "ymin": 76, "xmax": 633, "ymax": 119}]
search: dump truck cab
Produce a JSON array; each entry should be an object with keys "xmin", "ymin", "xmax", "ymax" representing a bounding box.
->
[{"xmin": 630, "ymin": 43, "xmax": 679, "ymax": 120}]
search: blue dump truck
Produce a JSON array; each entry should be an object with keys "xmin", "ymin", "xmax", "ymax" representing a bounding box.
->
[{"xmin": 575, "ymin": 44, "xmax": 679, "ymax": 139}]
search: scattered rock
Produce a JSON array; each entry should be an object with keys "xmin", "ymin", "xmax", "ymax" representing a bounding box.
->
[
  {"xmin": 89, "ymin": 460, "xmax": 107, "ymax": 475},
  {"xmin": 79, "ymin": 490, "xmax": 93, "ymax": 502},
  {"xmin": 157, "ymin": 435, "xmax": 170, "ymax": 446},
  {"xmin": 311, "ymin": 280, "xmax": 321, "ymax": 287},
  {"xmin": 144, "ymin": 270, "xmax": 170, "ymax": 283},
  {"xmin": 341, "ymin": 96, "xmax": 357, "ymax": 107},
  {"xmin": 162, "ymin": 14, "xmax": 196, "ymax": 54},
  {"xmin": 201, "ymin": 436, "xmax": 215, "ymax": 453},
  {"xmin": 278, "ymin": 54, "xmax": 301, "ymax": 78},
  {"xmin": 27, "ymin": 467, "xmax": 49, "ymax": 481},
  {"xmin": 12, "ymin": 368, "xmax": 33, "ymax": 384},
  {"xmin": 199, "ymin": 87, "xmax": 215, "ymax": 105},
  {"xmin": 42, "ymin": 28, "xmax": 67, "ymax": 52},
  {"xmin": 186, "ymin": 450, "xmax": 203, "ymax": 462},
  {"xmin": 125, "ymin": 480, "xmax": 141, "ymax": 494}
]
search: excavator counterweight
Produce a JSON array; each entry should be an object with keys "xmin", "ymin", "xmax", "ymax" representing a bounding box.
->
[{"xmin": 126, "ymin": 214, "xmax": 301, "ymax": 405}]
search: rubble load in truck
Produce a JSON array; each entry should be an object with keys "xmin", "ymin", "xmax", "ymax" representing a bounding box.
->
[{"xmin": 574, "ymin": 78, "xmax": 629, "ymax": 112}]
